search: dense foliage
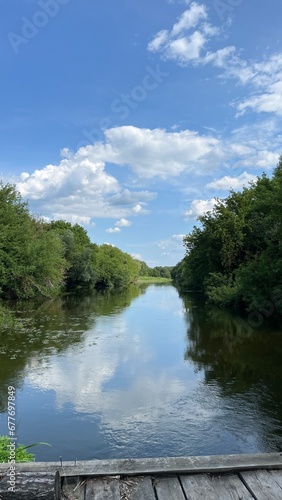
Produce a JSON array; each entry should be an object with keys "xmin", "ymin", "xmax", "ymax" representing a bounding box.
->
[
  {"xmin": 137, "ymin": 260, "xmax": 173, "ymax": 279},
  {"xmin": 0, "ymin": 435, "xmax": 34, "ymax": 462},
  {"xmin": 173, "ymin": 159, "xmax": 282, "ymax": 312},
  {"xmin": 0, "ymin": 183, "xmax": 142, "ymax": 299}
]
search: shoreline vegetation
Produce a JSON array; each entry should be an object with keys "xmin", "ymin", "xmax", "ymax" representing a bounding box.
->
[
  {"xmin": 137, "ymin": 277, "xmax": 172, "ymax": 284},
  {"xmin": 0, "ymin": 181, "xmax": 173, "ymax": 308},
  {"xmin": 172, "ymin": 159, "xmax": 282, "ymax": 316},
  {"xmin": 1, "ymin": 158, "xmax": 282, "ymax": 319}
]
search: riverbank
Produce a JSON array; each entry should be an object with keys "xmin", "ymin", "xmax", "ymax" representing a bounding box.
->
[{"xmin": 137, "ymin": 277, "xmax": 172, "ymax": 284}]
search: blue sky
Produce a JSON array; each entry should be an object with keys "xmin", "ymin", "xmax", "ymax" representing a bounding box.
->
[{"xmin": 1, "ymin": 0, "xmax": 282, "ymax": 266}]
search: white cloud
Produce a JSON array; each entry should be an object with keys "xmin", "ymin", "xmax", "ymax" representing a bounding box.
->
[
  {"xmin": 53, "ymin": 214, "xmax": 93, "ymax": 225},
  {"xmin": 109, "ymin": 189, "xmax": 156, "ymax": 206},
  {"xmin": 106, "ymin": 218, "xmax": 132, "ymax": 234},
  {"xmin": 224, "ymin": 53, "xmax": 282, "ymax": 118},
  {"xmin": 167, "ymin": 31, "xmax": 207, "ymax": 63},
  {"xmin": 207, "ymin": 172, "xmax": 257, "ymax": 190},
  {"xmin": 130, "ymin": 253, "xmax": 143, "ymax": 261},
  {"xmin": 106, "ymin": 227, "xmax": 121, "ymax": 233},
  {"xmin": 157, "ymin": 234, "xmax": 186, "ymax": 257},
  {"xmin": 172, "ymin": 234, "xmax": 185, "ymax": 241},
  {"xmin": 17, "ymin": 158, "xmax": 118, "ymax": 201},
  {"xmin": 185, "ymin": 198, "xmax": 218, "ymax": 218},
  {"xmin": 172, "ymin": 3, "xmax": 207, "ymax": 36},
  {"xmin": 237, "ymin": 81, "xmax": 282, "ymax": 117},
  {"xmin": 97, "ymin": 126, "xmax": 222, "ymax": 178},
  {"xmin": 227, "ymin": 120, "xmax": 282, "ymax": 171},
  {"xmin": 115, "ymin": 218, "xmax": 132, "ymax": 228},
  {"xmin": 148, "ymin": 30, "xmax": 168, "ymax": 52},
  {"xmin": 148, "ymin": 2, "xmax": 282, "ymax": 121},
  {"xmin": 15, "ymin": 121, "xmax": 281, "ymax": 226},
  {"xmin": 133, "ymin": 204, "xmax": 144, "ymax": 213},
  {"xmin": 148, "ymin": 1, "xmax": 233, "ymax": 67},
  {"xmin": 237, "ymin": 150, "xmax": 280, "ymax": 169},
  {"xmin": 16, "ymin": 144, "xmax": 156, "ymax": 223}
]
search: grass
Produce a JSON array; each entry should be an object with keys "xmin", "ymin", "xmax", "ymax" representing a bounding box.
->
[
  {"xmin": 0, "ymin": 436, "xmax": 35, "ymax": 463},
  {"xmin": 137, "ymin": 277, "xmax": 172, "ymax": 284},
  {"xmin": 0, "ymin": 436, "xmax": 52, "ymax": 463}
]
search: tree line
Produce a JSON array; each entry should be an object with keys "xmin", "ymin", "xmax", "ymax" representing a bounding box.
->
[
  {"xmin": 173, "ymin": 158, "xmax": 282, "ymax": 313},
  {"xmin": 0, "ymin": 182, "xmax": 171, "ymax": 300}
]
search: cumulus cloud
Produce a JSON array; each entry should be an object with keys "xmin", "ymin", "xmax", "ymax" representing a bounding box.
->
[
  {"xmin": 115, "ymin": 218, "xmax": 132, "ymax": 228},
  {"xmin": 15, "ymin": 122, "xmax": 280, "ymax": 226},
  {"xmin": 17, "ymin": 158, "xmax": 118, "ymax": 201},
  {"xmin": 16, "ymin": 144, "xmax": 157, "ymax": 223},
  {"xmin": 97, "ymin": 126, "xmax": 222, "ymax": 178},
  {"xmin": 185, "ymin": 198, "xmax": 218, "ymax": 218},
  {"xmin": 106, "ymin": 218, "xmax": 132, "ymax": 234},
  {"xmin": 207, "ymin": 172, "xmax": 257, "ymax": 190}
]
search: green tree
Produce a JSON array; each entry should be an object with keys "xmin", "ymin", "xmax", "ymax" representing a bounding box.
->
[
  {"xmin": 173, "ymin": 158, "xmax": 282, "ymax": 312},
  {"xmin": 0, "ymin": 184, "xmax": 66, "ymax": 299}
]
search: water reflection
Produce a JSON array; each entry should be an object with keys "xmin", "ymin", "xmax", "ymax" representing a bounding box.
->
[
  {"xmin": 0, "ymin": 287, "xmax": 143, "ymax": 413},
  {"xmin": 182, "ymin": 292, "xmax": 282, "ymax": 451},
  {"xmin": 0, "ymin": 285, "xmax": 282, "ymax": 460}
]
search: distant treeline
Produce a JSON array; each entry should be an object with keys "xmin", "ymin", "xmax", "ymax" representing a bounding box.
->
[
  {"xmin": 173, "ymin": 158, "xmax": 282, "ymax": 313},
  {"xmin": 0, "ymin": 182, "xmax": 171, "ymax": 300}
]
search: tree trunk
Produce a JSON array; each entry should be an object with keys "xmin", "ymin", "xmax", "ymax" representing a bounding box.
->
[{"xmin": 0, "ymin": 471, "xmax": 61, "ymax": 499}]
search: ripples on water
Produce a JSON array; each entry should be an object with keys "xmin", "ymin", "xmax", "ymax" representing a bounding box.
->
[{"xmin": 0, "ymin": 284, "xmax": 282, "ymax": 460}]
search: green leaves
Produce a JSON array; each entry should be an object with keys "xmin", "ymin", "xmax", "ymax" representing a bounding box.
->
[
  {"xmin": 0, "ymin": 183, "xmax": 143, "ymax": 298},
  {"xmin": 175, "ymin": 158, "xmax": 282, "ymax": 312},
  {"xmin": 0, "ymin": 436, "xmax": 35, "ymax": 463}
]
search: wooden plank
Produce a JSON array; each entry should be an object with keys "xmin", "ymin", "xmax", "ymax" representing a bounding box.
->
[
  {"xmin": 85, "ymin": 478, "xmax": 120, "ymax": 499},
  {"xmin": 62, "ymin": 477, "xmax": 86, "ymax": 499},
  {"xmin": 180, "ymin": 473, "xmax": 254, "ymax": 499},
  {"xmin": 1, "ymin": 453, "xmax": 282, "ymax": 477},
  {"xmin": 154, "ymin": 477, "xmax": 185, "ymax": 500},
  {"xmin": 240, "ymin": 470, "xmax": 282, "ymax": 500},
  {"xmin": 180, "ymin": 474, "xmax": 220, "ymax": 500},
  {"xmin": 269, "ymin": 469, "xmax": 282, "ymax": 487},
  {"xmin": 119, "ymin": 476, "xmax": 156, "ymax": 500},
  {"xmin": 130, "ymin": 477, "xmax": 156, "ymax": 500}
]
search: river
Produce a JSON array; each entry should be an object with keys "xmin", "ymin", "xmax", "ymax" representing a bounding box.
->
[{"xmin": 1, "ymin": 284, "xmax": 282, "ymax": 461}]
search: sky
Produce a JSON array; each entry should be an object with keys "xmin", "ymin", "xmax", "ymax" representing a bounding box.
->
[{"xmin": 1, "ymin": 0, "xmax": 282, "ymax": 266}]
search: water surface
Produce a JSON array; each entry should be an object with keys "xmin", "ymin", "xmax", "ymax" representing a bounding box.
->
[{"xmin": 1, "ymin": 284, "xmax": 282, "ymax": 461}]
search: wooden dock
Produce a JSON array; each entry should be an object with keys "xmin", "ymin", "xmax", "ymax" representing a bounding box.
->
[{"xmin": 1, "ymin": 453, "xmax": 282, "ymax": 499}]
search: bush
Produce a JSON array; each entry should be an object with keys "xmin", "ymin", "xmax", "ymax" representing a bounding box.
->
[{"xmin": 205, "ymin": 273, "xmax": 241, "ymax": 308}]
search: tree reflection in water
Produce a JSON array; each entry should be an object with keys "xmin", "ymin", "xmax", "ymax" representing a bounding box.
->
[{"xmin": 180, "ymin": 291, "xmax": 282, "ymax": 450}]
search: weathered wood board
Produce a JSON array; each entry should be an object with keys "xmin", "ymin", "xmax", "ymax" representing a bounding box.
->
[
  {"xmin": 180, "ymin": 473, "xmax": 254, "ymax": 500},
  {"xmin": 84, "ymin": 478, "xmax": 120, "ymax": 499},
  {"xmin": 130, "ymin": 477, "xmax": 156, "ymax": 500},
  {"xmin": 154, "ymin": 476, "xmax": 185, "ymax": 500},
  {"xmin": 241, "ymin": 469, "xmax": 282, "ymax": 500},
  {"xmin": 1, "ymin": 453, "xmax": 281, "ymax": 478}
]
